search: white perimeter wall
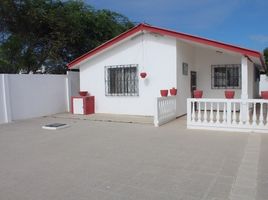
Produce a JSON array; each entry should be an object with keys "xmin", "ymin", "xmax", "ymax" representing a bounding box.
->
[
  {"xmin": 80, "ymin": 33, "xmax": 177, "ymax": 116},
  {"xmin": 0, "ymin": 72, "xmax": 79, "ymax": 124}
]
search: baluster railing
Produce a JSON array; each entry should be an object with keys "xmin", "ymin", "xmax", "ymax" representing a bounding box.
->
[
  {"xmin": 252, "ymin": 102, "xmax": 257, "ymax": 126},
  {"xmin": 210, "ymin": 102, "xmax": 213, "ymax": 123},
  {"xmin": 259, "ymin": 102, "xmax": 264, "ymax": 126},
  {"xmin": 197, "ymin": 101, "xmax": 201, "ymax": 123},
  {"xmin": 154, "ymin": 96, "xmax": 177, "ymax": 126},
  {"xmin": 187, "ymin": 98, "xmax": 268, "ymax": 132},
  {"xmin": 232, "ymin": 103, "xmax": 237, "ymax": 124},
  {"xmin": 204, "ymin": 102, "xmax": 208, "ymax": 123},
  {"xmin": 223, "ymin": 102, "xmax": 226, "ymax": 124},
  {"xmin": 216, "ymin": 102, "xmax": 220, "ymax": 123}
]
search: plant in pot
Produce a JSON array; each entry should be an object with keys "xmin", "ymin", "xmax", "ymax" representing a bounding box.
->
[
  {"xmin": 79, "ymin": 91, "xmax": 88, "ymax": 96},
  {"xmin": 261, "ymin": 91, "xmax": 268, "ymax": 99},
  {"xmin": 225, "ymin": 90, "xmax": 235, "ymax": 99},
  {"xmin": 170, "ymin": 87, "xmax": 177, "ymax": 96},
  {"xmin": 193, "ymin": 90, "xmax": 203, "ymax": 98},
  {"xmin": 160, "ymin": 89, "xmax": 168, "ymax": 97},
  {"xmin": 140, "ymin": 72, "xmax": 147, "ymax": 78}
]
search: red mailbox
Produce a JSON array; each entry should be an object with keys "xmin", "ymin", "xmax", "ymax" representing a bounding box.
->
[{"xmin": 72, "ymin": 96, "xmax": 95, "ymax": 115}]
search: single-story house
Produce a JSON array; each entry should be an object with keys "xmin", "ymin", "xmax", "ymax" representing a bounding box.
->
[{"xmin": 68, "ymin": 23, "xmax": 267, "ymax": 132}]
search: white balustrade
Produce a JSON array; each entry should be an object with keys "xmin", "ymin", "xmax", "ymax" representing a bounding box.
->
[
  {"xmin": 154, "ymin": 96, "xmax": 177, "ymax": 126},
  {"xmin": 187, "ymin": 98, "xmax": 268, "ymax": 133}
]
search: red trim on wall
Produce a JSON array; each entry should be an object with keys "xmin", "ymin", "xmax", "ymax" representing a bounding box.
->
[{"xmin": 67, "ymin": 23, "xmax": 264, "ymax": 69}]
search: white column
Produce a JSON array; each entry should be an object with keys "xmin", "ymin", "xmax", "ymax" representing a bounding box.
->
[
  {"xmin": 241, "ymin": 56, "xmax": 248, "ymax": 99},
  {"xmin": 241, "ymin": 56, "xmax": 248, "ymax": 123}
]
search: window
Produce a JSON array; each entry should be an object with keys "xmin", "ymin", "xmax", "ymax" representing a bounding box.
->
[
  {"xmin": 105, "ymin": 64, "xmax": 139, "ymax": 96},
  {"xmin": 211, "ymin": 64, "xmax": 241, "ymax": 89}
]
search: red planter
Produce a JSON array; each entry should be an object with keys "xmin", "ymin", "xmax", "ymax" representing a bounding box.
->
[
  {"xmin": 193, "ymin": 90, "xmax": 203, "ymax": 98},
  {"xmin": 170, "ymin": 88, "xmax": 177, "ymax": 96},
  {"xmin": 140, "ymin": 72, "xmax": 147, "ymax": 78},
  {"xmin": 160, "ymin": 89, "xmax": 168, "ymax": 97},
  {"xmin": 261, "ymin": 91, "xmax": 268, "ymax": 99},
  {"xmin": 79, "ymin": 91, "xmax": 88, "ymax": 96},
  {"xmin": 225, "ymin": 90, "xmax": 235, "ymax": 99}
]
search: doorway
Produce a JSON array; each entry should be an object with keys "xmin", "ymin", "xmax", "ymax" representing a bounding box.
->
[{"xmin": 190, "ymin": 71, "xmax": 197, "ymax": 98}]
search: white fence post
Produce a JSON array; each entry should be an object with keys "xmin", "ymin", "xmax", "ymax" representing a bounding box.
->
[{"xmin": 2, "ymin": 74, "xmax": 12, "ymax": 123}]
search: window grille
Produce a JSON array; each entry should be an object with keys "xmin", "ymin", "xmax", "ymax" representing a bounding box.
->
[
  {"xmin": 105, "ymin": 64, "xmax": 139, "ymax": 96},
  {"xmin": 211, "ymin": 64, "xmax": 241, "ymax": 89}
]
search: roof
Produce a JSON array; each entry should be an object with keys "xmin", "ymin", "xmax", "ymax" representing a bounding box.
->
[{"xmin": 67, "ymin": 23, "xmax": 266, "ymax": 70}]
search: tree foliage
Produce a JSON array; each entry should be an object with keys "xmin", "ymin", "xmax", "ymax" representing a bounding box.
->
[
  {"xmin": 263, "ymin": 48, "xmax": 268, "ymax": 75},
  {"xmin": 0, "ymin": 0, "xmax": 134, "ymax": 74}
]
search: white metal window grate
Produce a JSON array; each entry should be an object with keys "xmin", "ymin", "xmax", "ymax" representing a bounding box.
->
[
  {"xmin": 105, "ymin": 64, "xmax": 139, "ymax": 96},
  {"xmin": 211, "ymin": 64, "xmax": 241, "ymax": 89}
]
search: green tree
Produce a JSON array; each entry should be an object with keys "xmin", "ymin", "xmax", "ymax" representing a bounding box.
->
[
  {"xmin": 264, "ymin": 48, "xmax": 268, "ymax": 75},
  {"xmin": 0, "ymin": 0, "xmax": 134, "ymax": 74}
]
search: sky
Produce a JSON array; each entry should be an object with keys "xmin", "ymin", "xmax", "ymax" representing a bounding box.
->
[{"xmin": 85, "ymin": 0, "xmax": 268, "ymax": 52}]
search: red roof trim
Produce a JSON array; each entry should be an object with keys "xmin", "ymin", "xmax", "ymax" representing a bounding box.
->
[
  {"xmin": 67, "ymin": 24, "xmax": 143, "ymax": 68},
  {"xmin": 68, "ymin": 23, "xmax": 264, "ymax": 69}
]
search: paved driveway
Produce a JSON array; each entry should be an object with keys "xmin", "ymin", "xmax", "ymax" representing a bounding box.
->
[{"xmin": 0, "ymin": 117, "xmax": 267, "ymax": 200}]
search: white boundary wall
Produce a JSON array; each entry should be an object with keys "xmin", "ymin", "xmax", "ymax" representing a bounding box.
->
[{"xmin": 0, "ymin": 72, "xmax": 79, "ymax": 124}]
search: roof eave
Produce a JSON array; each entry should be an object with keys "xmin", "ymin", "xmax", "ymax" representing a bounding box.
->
[{"xmin": 67, "ymin": 23, "xmax": 265, "ymax": 70}]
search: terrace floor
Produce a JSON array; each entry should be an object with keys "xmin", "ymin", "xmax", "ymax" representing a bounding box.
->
[{"xmin": 0, "ymin": 116, "xmax": 267, "ymax": 200}]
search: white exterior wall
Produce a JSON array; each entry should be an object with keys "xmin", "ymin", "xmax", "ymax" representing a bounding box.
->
[
  {"xmin": 176, "ymin": 41, "xmax": 196, "ymax": 116},
  {"xmin": 194, "ymin": 46, "xmax": 242, "ymax": 99},
  {"xmin": 259, "ymin": 74, "xmax": 268, "ymax": 95},
  {"xmin": 80, "ymin": 33, "xmax": 177, "ymax": 116}
]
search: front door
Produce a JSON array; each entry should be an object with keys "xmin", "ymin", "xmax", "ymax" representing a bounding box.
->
[{"xmin": 190, "ymin": 71, "xmax": 197, "ymax": 97}]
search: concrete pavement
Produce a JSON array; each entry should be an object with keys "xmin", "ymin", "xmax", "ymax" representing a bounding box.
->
[{"xmin": 0, "ymin": 116, "xmax": 267, "ymax": 200}]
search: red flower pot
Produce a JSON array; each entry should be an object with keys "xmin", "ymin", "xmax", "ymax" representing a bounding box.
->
[
  {"xmin": 140, "ymin": 72, "xmax": 147, "ymax": 78},
  {"xmin": 225, "ymin": 90, "xmax": 235, "ymax": 99},
  {"xmin": 79, "ymin": 91, "xmax": 88, "ymax": 96},
  {"xmin": 170, "ymin": 88, "xmax": 177, "ymax": 96},
  {"xmin": 193, "ymin": 90, "xmax": 203, "ymax": 98},
  {"xmin": 261, "ymin": 91, "xmax": 268, "ymax": 99},
  {"xmin": 160, "ymin": 89, "xmax": 168, "ymax": 97}
]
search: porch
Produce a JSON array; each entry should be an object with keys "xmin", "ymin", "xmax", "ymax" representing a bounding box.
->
[{"xmin": 153, "ymin": 96, "xmax": 268, "ymax": 133}]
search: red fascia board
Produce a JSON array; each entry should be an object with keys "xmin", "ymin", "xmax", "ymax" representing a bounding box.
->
[
  {"xmin": 142, "ymin": 25, "xmax": 262, "ymax": 58},
  {"xmin": 67, "ymin": 24, "xmax": 143, "ymax": 68},
  {"xmin": 68, "ymin": 23, "xmax": 263, "ymax": 69}
]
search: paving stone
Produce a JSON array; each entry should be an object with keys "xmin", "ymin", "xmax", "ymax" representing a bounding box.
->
[{"xmin": 0, "ymin": 117, "xmax": 261, "ymax": 200}]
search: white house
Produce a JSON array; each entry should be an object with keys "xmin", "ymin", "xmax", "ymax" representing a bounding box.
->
[{"xmin": 68, "ymin": 23, "xmax": 267, "ymax": 132}]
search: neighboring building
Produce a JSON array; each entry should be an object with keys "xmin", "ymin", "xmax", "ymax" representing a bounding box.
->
[{"xmin": 68, "ymin": 23, "xmax": 266, "ymax": 132}]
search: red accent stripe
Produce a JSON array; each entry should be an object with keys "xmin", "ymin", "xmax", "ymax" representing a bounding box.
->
[{"xmin": 68, "ymin": 23, "xmax": 264, "ymax": 69}]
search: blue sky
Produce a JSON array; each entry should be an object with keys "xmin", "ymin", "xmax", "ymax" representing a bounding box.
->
[{"xmin": 85, "ymin": 0, "xmax": 268, "ymax": 52}]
